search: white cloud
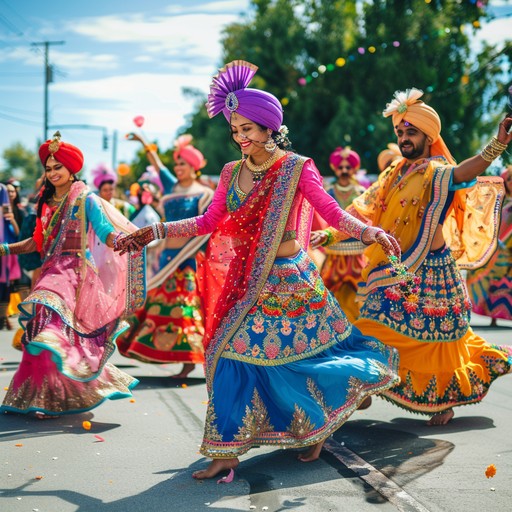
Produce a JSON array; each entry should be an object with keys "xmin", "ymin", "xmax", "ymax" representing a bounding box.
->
[
  {"xmin": 50, "ymin": 71, "xmax": 212, "ymax": 136},
  {"xmin": 67, "ymin": 12, "xmax": 240, "ymax": 62},
  {"xmin": 476, "ymin": 17, "xmax": 511, "ymax": 48}
]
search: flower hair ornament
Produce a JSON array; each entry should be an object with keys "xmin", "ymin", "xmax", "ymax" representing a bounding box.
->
[{"xmin": 383, "ymin": 88, "xmax": 424, "ymax": 118}]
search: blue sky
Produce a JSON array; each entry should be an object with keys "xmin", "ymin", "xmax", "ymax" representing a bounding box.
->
[
  {"xmin": 0, "ymin": 0, "xmax": 252, "ymax": 182},
  {"xmin": 0, "ymin": 0, "xmax": 510, "ymax": 185}
]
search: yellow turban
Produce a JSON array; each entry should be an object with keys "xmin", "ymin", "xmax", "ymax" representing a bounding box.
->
[
  {"xmin": 383, "ymin": 88, "xmax": 455, "ymax": 165},
  {"xmin": 377, "ymin": 143, "xmax": 402, "ymax": 172}
]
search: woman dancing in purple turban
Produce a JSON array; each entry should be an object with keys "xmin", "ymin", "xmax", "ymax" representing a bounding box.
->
[{"xmin": 114, "ymin": 60, "xmax": 401, "ymax": 479}]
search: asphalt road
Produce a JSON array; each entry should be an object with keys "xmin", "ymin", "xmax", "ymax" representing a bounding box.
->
[{"xmin": 1, "ymin": 313, "xmax": 511, "ymax": 512}]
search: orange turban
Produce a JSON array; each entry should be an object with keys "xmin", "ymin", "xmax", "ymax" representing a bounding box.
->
[
  {"xmin": 377, "ymin": 143, "xmax": 402, "ymax": 172},
  {"xmin": 38, "ymin": 131, "xmax": 84, "ymax": 174},
  {"xmin": 383, "ymin": 88, "xmax": 455, "ymax": 165},
  {"xmin": 173, "ymin": 134, "xmax": 206, "ymax": 171}
]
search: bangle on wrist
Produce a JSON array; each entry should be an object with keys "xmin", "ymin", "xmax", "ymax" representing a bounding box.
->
[
  {"xmin": 480, "ymin": 136, "xmax": 508, "ymax": 163},
  {"xmin": 113, "ymin": 232, "xmax": 122, "ymax": 250},
  {"xmin": 0, "ymin": 243, "xmax": 10, "ymax": 256},
  {"xmin": 322, "ymin": 230, "xmax": 334, "ymax": 247}
]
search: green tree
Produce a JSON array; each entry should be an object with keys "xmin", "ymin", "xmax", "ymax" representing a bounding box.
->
[
  {"xmin": 1, "ymin": 142, "xmax": 40, "ymax": 191},
  {"xmin": 175, "ymin": 0, "xmax": 511, "ymax": 174}
]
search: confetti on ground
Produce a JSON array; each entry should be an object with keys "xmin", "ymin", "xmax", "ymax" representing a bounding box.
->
[
  {"xmin": 35, "ymin": 476, "xmax": 43, "ymax": 480},
  {"xmin": 130, "ymin": 399, "xmax": 136, "ymax": 403},
  {"xmin": 82, "ymin": 420, "xmax": 91, "ymax": 430},
  {"xmin": 181, "ymin": 383, "xmax": 187, "ymax": 388},
  {"xmin": 15, "ymin": 443, "xmax": 23, "ymax": 447},
  {"xmin": 485, "ymin": 464, "xmax": 497, "ymax": 478},
  {"xmin": 217, "ymin": 468, "xmax": 235, "ymax": 484},
  {"xmin": 3, "ymin": 387, "xmax": 8, "ymax": 391},
  {"xmin": 94, "ymin": 435, "xmax": 105, "ymax": 442}
]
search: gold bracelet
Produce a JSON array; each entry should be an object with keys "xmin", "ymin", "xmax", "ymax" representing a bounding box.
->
[{"xmin": 480, "ymin": 136, "xmax": 508, "ymax": 162}]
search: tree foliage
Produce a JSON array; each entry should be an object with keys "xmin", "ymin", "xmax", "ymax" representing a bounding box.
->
[
  {"xmin": 175, "ymin": 0, "xmax": 511, "ymax": 174},
  {"xmin": 1, "ymin": 142, "xmax": 41, "ymax": 191}
]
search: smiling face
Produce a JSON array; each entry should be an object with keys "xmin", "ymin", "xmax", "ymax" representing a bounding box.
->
[
  {"xmin": 45, "ymin": 155, "xmax": 72, "ymax": 189},
  {"xmin": 395, "ymin": 121, "xmax": 430, "ymax": 161},
  {"xmin": 174, "ymin": 156, "xmax": 197, "ymax": 184},
  {"xmin": 230, "ymin": 113, "xmax": 269, "ymax": 162}
]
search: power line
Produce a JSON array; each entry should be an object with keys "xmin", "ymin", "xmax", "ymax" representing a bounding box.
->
[
  {"xmin": 0, "ymin": 111, "xmax": 41, "ymax": 127},
  {"xmin": 31, "ymin": 41, "xmax": 65, "ymax": 141}
]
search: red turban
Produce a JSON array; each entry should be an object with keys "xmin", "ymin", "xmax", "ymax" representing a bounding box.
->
[{"xmin": 39, "ymin": 132, "xmax": 84, "ymax": 174}]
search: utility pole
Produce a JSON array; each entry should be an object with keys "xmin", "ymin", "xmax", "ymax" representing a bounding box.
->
[{"xmin": 31, "ymin": 40, "xmax": 65, "ymax": 141}]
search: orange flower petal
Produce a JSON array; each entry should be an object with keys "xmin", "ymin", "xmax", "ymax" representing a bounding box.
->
[
  {"xmin": 485, "ymin": 464, "xmax": 497, "ymax": 478},
  {"xmin": 82, "ymin": 420, "xmax": 92, "ymax": 430}
]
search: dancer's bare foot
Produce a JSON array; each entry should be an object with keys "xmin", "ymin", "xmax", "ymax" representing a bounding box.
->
[
  {"xmin": 192, "ymin": 457, "xmax": 239, "ymax": 479},
  {"xmin": 357, "ymin": 396, "xmax": 372, "ymax": 410},
  {"xmin": 298, "ymin": 439, "xmax": 326, "ymax": 462},
  {"xmin": 490, "ymin": 318, "xmax": 497, "ymax": 327},
  {"xmin": 171, "ymin": 363, "xmax": 195, "ymax": 379},
  {"xmin": 427, "ymin": 408, "xmax": 454, "ymax": 426}
]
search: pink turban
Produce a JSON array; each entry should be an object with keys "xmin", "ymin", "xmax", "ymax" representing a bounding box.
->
[
  {"xmin": 39, "ymin": 132, "xmax": 84, "ymax": 174},
  {"xmin": 91, "ymin": 163, "xmax": 117, "ymax": 189},
  {"xmin": 329, "ymin": 147, "xmax": 361, "ymax": 170},
  {"xmin": 206, "ymin": 60, "xmax": 283, "ymax": 131},
  {"xmin": 173, "ymin": 135, "xmax": 206, "ymax": 171},
  {"xmin": 383, "ymin": 88, "xmax": 455, "ymax": 165}
]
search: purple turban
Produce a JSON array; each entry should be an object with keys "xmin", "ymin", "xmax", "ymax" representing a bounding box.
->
[{"xmin": 205, "ymin": 60, "xmax": 283, "ymax": 131}]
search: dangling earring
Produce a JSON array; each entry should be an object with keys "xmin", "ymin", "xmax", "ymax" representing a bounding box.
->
[{"xmin": 264, "ymin": 131, "xmax": 277, "ymax": 153}]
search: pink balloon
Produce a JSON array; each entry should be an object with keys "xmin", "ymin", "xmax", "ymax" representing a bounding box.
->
[{"xmin": 133, "ymin": 115, "xmax": 145, "ymax": 128}]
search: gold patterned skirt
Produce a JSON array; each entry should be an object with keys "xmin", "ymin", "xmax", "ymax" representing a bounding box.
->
[{"xmin": 200, "ymin": 250, "xmax": 399, "ymax": 458}]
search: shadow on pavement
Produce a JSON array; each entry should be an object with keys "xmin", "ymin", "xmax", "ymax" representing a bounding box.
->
[
  {"xmin": 331, "ymin": 419, "xmax": 455, "ymax": 504},
  {"xmin": 133, "ymin": 375, "xmax": 206, "ymax": 389},
  {"xmin": 389, "ymin": 414, "xmax": 495, "ymax": 433},
  {"xmin": 2, "ymin": 462, "xmax": 248, "ymax": 512},
  {"xmin": 0, "ymin": 411, "xmax": 120, "ymax": 441}
]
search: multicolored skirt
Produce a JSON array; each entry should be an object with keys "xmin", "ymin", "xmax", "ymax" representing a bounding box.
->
[
  {"xmin": 355, "ymin": 246, "xmax": 512, "ymax": 414},
  {"xmin": 321, "ymin": 253, "xmax": 366, "ymax": 324},
  {"xmin": 200, "ymin": 250, "xmax": 399, "ymax": 459},
  {"xmin": 116, "ymin": 248, "xmax": 205, "ymax": 364},
  {"xmin": 2, "ymin": 303, "xmax": 137, "ymax": 416},
  {"xmin": 467, "ymin": 241, "xmax": 512, "ymax": 321}
]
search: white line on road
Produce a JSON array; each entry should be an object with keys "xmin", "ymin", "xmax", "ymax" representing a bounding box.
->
[{"xmin": 324, "ymin": 438, "xmax": 431, "ymax": 512}]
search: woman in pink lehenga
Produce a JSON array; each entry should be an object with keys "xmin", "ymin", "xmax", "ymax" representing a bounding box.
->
[{"xmin": 0, "ymin": 132, "xmax": 146, "ymax": 418}]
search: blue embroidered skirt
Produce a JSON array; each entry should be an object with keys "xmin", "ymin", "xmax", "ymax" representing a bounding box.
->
[{"xmin": 200, "ymin": 250, "xmax": 399, "ymax": 458}]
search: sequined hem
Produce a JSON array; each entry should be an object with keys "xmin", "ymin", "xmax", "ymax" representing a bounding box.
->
[
  {"xmin": 1, "ymin": 363, "xmax": 138, "ymax": 415},
  {"xmin": 199, "ymin": 365, "xmax": 399, "ymax": 459}
]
